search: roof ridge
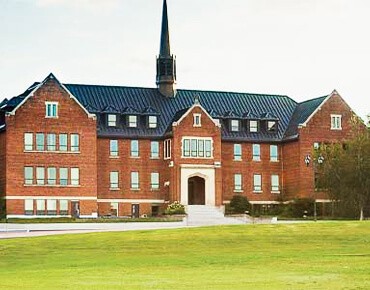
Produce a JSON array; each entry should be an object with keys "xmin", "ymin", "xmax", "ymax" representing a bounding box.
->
[{"xmin": 298, "ymin": 95, "xmax": 328, "ymax": 105}]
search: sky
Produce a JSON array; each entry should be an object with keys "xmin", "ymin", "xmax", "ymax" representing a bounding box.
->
[{"xmin": 0, "ymin": 0, "xmax": 369, "ymax": 121}]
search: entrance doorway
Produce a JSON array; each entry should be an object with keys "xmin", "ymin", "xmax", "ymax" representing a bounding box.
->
[
  {"xmin": 71, "ymin": 201, "xmax": 80, "ymax": 218},
  {"xmin": 132, "ymin": 204, "xmax": 140, "ymax": 218},
  {"xmin": 188, "ymin": 176, "xmax": 205, "ymax": 205}
]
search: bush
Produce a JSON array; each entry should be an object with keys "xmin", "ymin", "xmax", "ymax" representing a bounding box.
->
[
  {"xmin": 281, "ymin": 198, "xmax": 314, "ymax": 218},
  {"xmin": 226, "ymin": 196, "xmax": 251, "ymax": 214},
  {"xmin": 165, "ymin": 201, "xmax": 186, "ymax": 215},
  {"xmin": 0, "ymin": 196, "xmax": 5, "ymax": 219}
]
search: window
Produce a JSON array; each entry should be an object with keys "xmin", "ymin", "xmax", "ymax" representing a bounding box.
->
[
  {"xmin": 24, "ymin": 133, "xmax": 33, "ymax": 151},
  {"xmin": 110, "ymin": 140, "xmax": 119, "ymax": 156},
  {"xmin": 131, "ymin": 172, "xmax": 139, "ymax": 189},
  {"xmin": 253, "ymin": 144, "xmax": 261, "ymax": 161},
  {"xmin": 331, "ymin": 115, "xmax": 342, "ymax": 130},
  {"xmin": 205, "ymin": 140, "xmax": 212, "ymax": 157},
  {"xmin": 234, "ymin": 174, "xmax": 242, "ymax": 191},
  {"xmin": 36, "ymin": 199, "xmax": 45, "ymax": 215},
  {"xmin": 25, "ymin": 200, "xmax": 33, "ymax": 216},
  {"xmin": 183, "ymin": 139, "xmax": 190, "ymax": 157},
  {"xmin": 198, "ymin": 140, "xmax": 204, "ymax": 157},
  {"xmin": 71, "ymin": 168, "xmax": 79, "ymax": 186},
  {"xmin": 36, "ymin": 133, "xmax": 44, "ymax": 151},
  {"xmin": 47, "ymin": 133, "xmax": 56, "ymax": 151},
  {"xmin": 131, "ymin": 140, "xmax": 139, "ymax": 157},
  {"xmin": 164, "ymin": 139, "xmax": 171, "ymax": 159},
  {"xmin": 59, "ymin": 134, "xmax": 68, "ymax": 151},
  {"xmin": 151, "ymin": 172, "xmax": 160, "ymax": 189},
  {"xmin": 36, "ymin": 167, "xmax": 45, "ymax": 185},
  {"xmin": 271, "ymin": 175, "xmax": 279, "ymax": 192},
  {"xmin": 71, "ymin": 134, "xmax": 79, "ymax": 152},
  {"xmin": 60, "ymin": 200, "xmax": 68, "ymax": 216},
  {"xmin": 47, "ymin": 200, "xmax": 57, "ymax": 216},
  {"xmin": 151, "ymin": 141, "xmax": 159, "ymax": 158},
  {"xmin": 110, "ymin": 171, "xmax": 119, "ymax": 189},
  {"xmin": 47, "ymin": 167, "xmax": 57, "ymax": 185},
  {"xmin": 234, "ymin": 144, "xmax": 242, "ymax": 160},
  {"xmin": 267, "ymin": 121, "xmax": 277, "ymax": 132},
  {"xmin": 191, "ymin": 139, "xmax": 197, "ymax": 157},
  {"xmin": 148, "ymin": 116, "xmax": 157, "ymax": 128},
  {"xmin": 45, "ymin": 102, "xmax": 58, "ymax": 118},
  {"xmin": 110, "ymin": 202, "xmax": 119, "ymax": 217},
  {"xmin": 254, "ymin": 174, "xmax": 262, "ymax": 192},
  {"xmin": 270, "ymin": 145, "xmax": 278, "ymax": 162},
  {"xmin": 193, "ymin": 114, "xmax": 201, "ymax": 127},
  {"xmin": 183, "ymin": 138, "xmax": 213, "ymax": 158},
  {"xmin": 24, "ymin": 167, "xmax": 33, "ymax": 185},
  {"xmin": 250, "ymin": 120, "xmax": 258, "ymax": 133},
  {"xmin": 313, "ymin": 142, "xmax": 321, "ymax": 150},
  {"xmin": 231, "ymin": 120, "xmax": 240, "ymax": 132},
  {"xmin": 59, "ymin": 168, "xmax": 68, "ymax": 186},
  {"xmin": 108, "ymin": 114, "xmax": 117, "ymax": 127},
  {"xmin": 128, "ymin": 115, "xmax": 137, "ymax": 128}
]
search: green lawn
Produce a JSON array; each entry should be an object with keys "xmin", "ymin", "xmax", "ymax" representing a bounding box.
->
[{"xmin": 1, "ymin": 222, "xmax": 369, "ymax": 289}]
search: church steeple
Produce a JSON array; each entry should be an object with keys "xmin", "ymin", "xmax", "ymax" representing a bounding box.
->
[{"xmin": 156, "ymin": 0, "xmax": 177, "ymax": 98}]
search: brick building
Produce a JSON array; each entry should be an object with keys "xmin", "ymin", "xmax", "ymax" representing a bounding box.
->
[{"xmin": 0, "ymin": 0, "xmax": 356, "ymax": 218}]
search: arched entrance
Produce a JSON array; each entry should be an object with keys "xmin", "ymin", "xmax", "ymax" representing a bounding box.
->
[{"xmin": 188, "ymin": 176, "xmax": 205, "ymax": 205}]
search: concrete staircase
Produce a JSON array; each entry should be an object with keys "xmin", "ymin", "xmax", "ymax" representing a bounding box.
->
[{"xmin": 186, "ymin": 205, "xmax": 245, "ymax": 226}]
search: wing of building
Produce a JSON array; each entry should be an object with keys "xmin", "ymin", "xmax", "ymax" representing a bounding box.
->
[{"xmin": 0, "ymin": 0, "xmax": 356, "ymax": 218}]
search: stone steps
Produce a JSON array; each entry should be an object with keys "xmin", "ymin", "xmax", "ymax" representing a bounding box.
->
[{"xmin": 186, "ymin": 205, "xmax": 245, "ymax": 226}]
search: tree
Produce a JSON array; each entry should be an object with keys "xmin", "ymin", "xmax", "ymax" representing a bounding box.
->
[{"xmin": 314, "ymin": 118, "xmax": 370, "ymax": 220}]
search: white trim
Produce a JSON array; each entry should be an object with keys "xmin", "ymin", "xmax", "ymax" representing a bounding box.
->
[
  {"xmin": 45, "ymin": 101, "xmax": 59, "ymax": 118},
  {"xmin": 8, "ymin": 73, "xmax": 96, "ymax": 119},
  {"xmin": 97, "ymin": 199, "xmax": 165, "ymax": 203},
  {"xmin": 173, "ymin": 103, "xmax": 221, "ymax": 128},
  {"xmin": 193, "ymin": 113, "xmax": 202, "ymax": 127},
  {"xmin": 330, "ymin": 114, "xmax": 342, "ymax": 130},
  {"xmin": 6, "ymin": 215, "xmax": 72, "ymax": 219},
  {"xmin": 181, "ymin": 136, "xmax": 214, "ymax": 159},
  {"xmin": 5, "ymin": 196, "xmax": 97, "ymax": 200},
  {"xmin": 180, "ymin": 164, "xmax": 216, "ymax": 169}
]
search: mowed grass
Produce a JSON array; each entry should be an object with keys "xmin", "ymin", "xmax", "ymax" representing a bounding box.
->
[{"xmin": 1, "ymin": 222, "xmax": 370, "ymax": 289}]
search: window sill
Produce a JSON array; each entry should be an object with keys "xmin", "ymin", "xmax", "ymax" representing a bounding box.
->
[
  {"xmin": 252, "ymin": 159, "xmax": 261, "ymax": 162},
  {"xmin": 271, "ymin": 191, "xmax": 280, "ymax": 194},
  {"xmin": 234, "ymin": 190, "xmax": 243, "ymax": 193},
  {"xmin": 234, "ymin": 159, "xmax": 242, "ymax": 162},
  {"xmin": 151, "ymin": 188, "xmax": 160, "ymax": 191},
  {"xmin": 131, "ymin": 188, "xmax": 140, "ymax": 191},
  {"xmin": 270, "ymin": 160, "xmax": 279, "ymax": 163},
  {"xmin": 330, "ymin": 128, "xmax": 342, "ymax": 131},
  {"xmin": 181, "ymin": 156, "xmax": 213, "ymax": 159},
  {"xmin": 45, "ymin": 116, "xmax": 59, "ymax": 119},
  {"xmin": 253, "ymin": 190, "xmax": 263, "ymax": 194},
  {"xmin": 130, "ymin": 156, "xmax": 140, "ymax": 159},
  {"xmin": 24, "ymin": 184, "xmax": 81, "ymax": 188},
  {"xmin": 193, "ymin": 125, "xmax": 202, "ymax": 128},
  {"xmin": 150, "ymin": 157, "xmax": 160, "ymax": 160},
  {"xmin": 109, "ymin": 156, "xmax": 120, "ymax": 159},
  {"xmin": 24, "ymin": 150, "xmax": 80, "ymax": 154},
  {"xmin": 110, "ymin": 188, "xmax": 120, "ymax": 191}
]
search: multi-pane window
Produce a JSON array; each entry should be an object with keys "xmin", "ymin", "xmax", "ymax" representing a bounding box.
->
[
  {"xmin": 47, "ymin": 200, "xmax": 57, "ymax": 216},
  {"xmin": 47, "ymin": 133, "xmax": 56, "ymax": 151},
  {"xmin": 25, "ymin": 200, "xmax": 33, "ymax": 216},
  {"xmin": 270, "ymin": 145, "xmax": 278, "ymax": 162},
  {"xmin": 271, "ymin": 175, "xmax": 279, "ymax": 192},
  {"xmin": 131, "ymin": 140, "xmax": 139, "ymax": 157},
  {"xmin": 268, "ymin": 121, "xmax": 277, "ymax": 132},
  {"xmin": 151, "ymin": 172, "xmax": 160, "ymax": 189},
  {"xmin": 47, "ymin": 167, "xmax": 57, "ymax": 185},
  {"xmin": 254, "ymin": 174, "xmax": 262, "ymax": 192},
  {"xmin": 193, "ymin": 114, "xmax": 201, "ymax": 127},
  {"xmin": 59, "ymin": 134, "xmax": 68, "ymax": 151},
  {"xmin": 231, "ymin": 120, "xmax": 240, "ymax": 132},
  {"xmin": 128, "ymin": 115, "xmax": 137, "ymax": 128},
  {"xmin": 331, "ymin": 115, "xmax": 342, "ymax": 130},
  {"xmin": 148, "ymin": 116, "xmax": 157, "ymax": 128},
  {"xmin": 250, "ymin": 120, "xmax": 258, "ymax": 132},
  {"xmin": 36, "ymin": 199, "xmax": 45, "ymax": 215},
  {"xmin": 253, "ymin": 144, "xmax": 261, "ymax": 161},
  {"xmin": 234, "ymin": 174, "xmax": 242, "ymax": 191},
  {"xmin": 71, "ymin": 168, "xmax": 79, "ymax": 186},
  {"xmin": 60, "ymin": 200, "xmax": 68, "ymax": 216},
  {"xmin": 234, "ymin": 144, "xmax": 242, "ymax": 160},
  {"xmin": 183, "ymin": 138, "xmax": 213, "ymax": 158},
  {"xmin": 36, "ymin": 167, "xmax": 45, "ymax": 185},
  {"xmin": 45, "ymin": 102, "xmax": 58, "ymax": 118},
  {"xmin": 60, "ymin": 168, "xmax": 68, "ymax": 186},
  {"xmin": 110, "ymin": 171, "xmax": 119, "ymax": 189},
  {"xmin": 151, "ymin": 141, "xmax": 159, "ymax": 158},
  {"xmin": 110, "ymin": 140, "xmax": 119, "ymax": 156},
  {"xmin": 108, "ymin": 114, "xmax": 117, "ymax": 127},
  {"xmin": 131, "ymin": 172, "xmax": 139, "ymax": 189},
  {"xmin": 164, "ymin": 139, "xmax": 171, "ymax": 159},
  {"xmin": 24, "ymin": 133, "xmax": 33, "ymax": 151},
  {"xmin": 71, "ymin": 134, "xmax": 79, "ymax": 152},
  {"xmin": 36, "ymin": 133, "xmax": 44, "ymax": 151},
  {"xmin": 24, "ymin": 167, "xmax": 33, "ymax": 185}
]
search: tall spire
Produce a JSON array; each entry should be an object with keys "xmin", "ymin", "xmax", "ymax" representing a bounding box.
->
[
  {"xmin": 160, "ymin": 0, "xmax": 170, "ymax": 57},
  {"xmin": 156, "ymin": 0, "xmax": 177, "ymax": 98}
]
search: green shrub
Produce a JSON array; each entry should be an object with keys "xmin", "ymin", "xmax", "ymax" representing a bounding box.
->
[
  {"xmin": 226, "ymin": 196, "xmax": 251, "ymax": 214},
  {"xmin": 281, "ymin": 198, "xmax": 314, "ymax": 218},
  {"xmin": 0, "ymin": 196, "xmax": 5, "ymax": 219},
  {"xmin": 165, "ymin": 201, "xmax": 186, "ymax": 215}
]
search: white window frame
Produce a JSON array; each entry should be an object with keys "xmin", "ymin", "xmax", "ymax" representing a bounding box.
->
[
  {"xmin": 36, "ymin": 199, "xmax": 45, "ymax": 215},
  {"xmin": 270, "ymin": 145, "xmax": 278, "ymax": 162},
  {"xmin": 59, "ymin": 133, "xmax": 68, "ymax": 152},
  {"xmin": 148, "ymin": 116, "xmax": 157, "ymax": 129},
  {"xmin": 131, "ymin": 140, "xmax": 139, "ymax": 158},
  {"xmin": 24, "ymin": 133, "xmax": 33, "ymax": 151},
  {"xmin": 47, "ymin": 167, "xmax": 57, "ymax": 185},
  {"xmin": 234, "ymin": 144, "xmax": 242, "ymax": 161},
  {"xmin": 108, "ymin": 114, "xmax": 117, "ymax": 127},
  {"xmin": 110, "ymin": 202, "xmax": 119, "ymax": 217},
  {"xmin": 36, "ymin": 133, "xmax": 44, "ymax": 151},
  {"xmin": 193, "ymin": 114, "xmax": 202, "ymax": 127},
  {"xmin": 231, "ymin": 119, "xmax": 240, "ymax": 132},
  {"xmin": 59, "ymin": 168, "xmax": 68, "ymax": 186},
  {"xmin": 151, "ymin": 141, "xmax": 160, "ymax": 159},
  {"xmin": 47, "ymin": 133, "xmax": 56, "ymax": 151},
  {"xmin": 253, "ymin": 174, "xmax": 262, "ymax": 192},
  {"xmin": 71, "ymin": 168, "xmax": 79, "ymax": 186},
  {"xmin": 181, "ymin": 137, "xmax": 213, "ymax": 159},
  {"xmin": 331, "ymin": 114, "xmax": 342, "ymax": 130},
  {"xmin": 59, "ymin": 200, "xmax": 68, "ymax": 215},
  {"xmin": 47, "ymin": 199, "xmax": 57, "ymax": 215},
  {"xmin": 25, "ymin": 199, "xmax": 33, "ymax": 215},
  {"xmin": 151, "ymin": 172, "xmax": 160, "ymax": 190},
  {"xmin": 131, "ymin": 171, "xmax": 139, "ymax": 190},
  {"xmin": 271, "ymin": 175, "xmax": 280, "ymax": 193},
  {"xmin": 128, "ymin": 115, "xmax": 138, "ymax": 128},
  {"xmin": 70, "ymin": 134, "xmax": 79, "ymax": 152},
  {"xmin": 267, "ymin": 121, "xmax": 277, "ymax": 132},
  {"xmin": 249, "ymin": 120, "xmax": 258, "ymax": 133},
  {"xmin": 110, "ymin": 140, "xmax": 119, "ymax": 157},
  {"xmin": 110, "ymin": 171, "xmax": 119, "ymax": 189},
  {"xmin": 253, "ymin": 144, "xmax": 261, "ymax": 161},
  {"xmin": 164, "ymin": 139, "xmax": 172, "ymax": 160},
  {"xmin": 36, "ymin": 167, "xmax": 45, "ymax": 185},
  {"xmin": 45, "ymin": 102, "xmax": 58, "ymax": 118},
  {"xmin": 24, "ymin": 167, "xmax": 33, "ymax": 185},
  {"xmin": 234, "ymin": 174, "xmax": 242, "ymax": 192}
]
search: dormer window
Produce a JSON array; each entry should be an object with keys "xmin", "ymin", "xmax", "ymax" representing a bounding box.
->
[
  {"xmin": 231, "ymin": 120, "xmax": 240, "ymax": 132},
  {"xmin": 193, "ymin": 114, "xmax": 201, "ymax": 127},
  {"xmin": 128, "ymin": 115, "xmax": 137, "ymax": 128},
  {"xmin": 108, "ymin": 114, "xmax": 117, "ymax": 127},
  {"xmin": 249, "ymin": 120, "xmax": 258, "ymax": 132},
  {"xmin": 267, "ymin": 121, "xmax": 277, "ymax": 132},
  {"xmin": 148, "ymin": 116, "xmax": 157, "ymax": 128},
  {"xmin": 45, "ymin": 102, "xmax": 58, "ymax": 118}
]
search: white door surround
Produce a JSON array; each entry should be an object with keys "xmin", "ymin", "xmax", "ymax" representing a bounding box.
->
[{"xmin": 180, "ymin": 165, "xmax": 216, "ymax": 206}]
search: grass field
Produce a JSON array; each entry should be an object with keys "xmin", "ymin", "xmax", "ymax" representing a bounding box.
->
[{"xmin": 0, "ymin": 222, "xmax": 369, "ymax": 289}]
